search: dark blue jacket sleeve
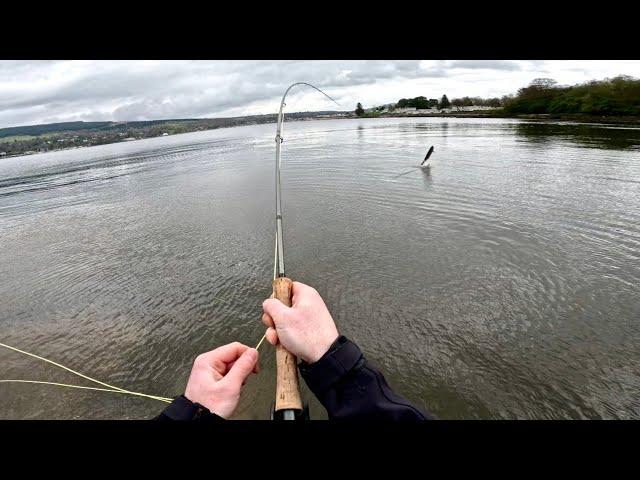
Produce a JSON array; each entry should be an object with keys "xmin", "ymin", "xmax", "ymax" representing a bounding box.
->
[
  {"xmin": 299, "ymin": 336, "xmax": 433, "ymax": 420},
  {"xmin": 153, "ymin": 395, "xmax": 225, "ymax": 422}
]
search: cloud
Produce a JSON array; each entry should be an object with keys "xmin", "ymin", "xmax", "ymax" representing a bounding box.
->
[
  {"xmin": 0, "ymin": 60, "xmax": 639, "ymax": 128},
  {"xmin": 447, "ymin": 60, "xmax": 522, "ymax": 71}
]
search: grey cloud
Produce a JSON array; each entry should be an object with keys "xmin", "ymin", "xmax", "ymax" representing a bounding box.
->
[
  {"xmin": 448, "ymin": 60, "xmax": 522, "ymax": 71},
  {"xmin": 1, "ymin": 60, "xmax": 634, "ymax": 128},
  {"xmin": 3, "ymin": 60, "xmax": 427, "ymax": 126}
]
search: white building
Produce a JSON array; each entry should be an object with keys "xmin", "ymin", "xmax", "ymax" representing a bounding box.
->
[
  {"xmin": 452, "ymin": 105, "xmax": 499, "ymax": 112},
  {"xmin": 394, "ymin": 107, "xmax": 417, "ymax": 114},
  {"xmin": 393, "ymin": 107, "xmax": 432, "ymax": 115}
]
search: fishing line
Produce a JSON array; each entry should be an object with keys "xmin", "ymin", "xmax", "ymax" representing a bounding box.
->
[
  {"xmin": 0, "ymin": 82, "xmax": 339, "ymax": 413},
  {"xmin": 0, "ymin": 341, "xmax": 172, "ymax": 403},
  {"xmin": 255, "ymin": 335, "xmax": 268, "ymax": 351},
  {"xmin": 392, "ymin": 167, "xmax": 422, "ymax": 178},
  {"xmin": 256, "ymin": 82, "xmax": 339, "ymax": 352},
  {"xmin": 0, "ymin": 380, "xmax": 172, "ymax": 403}
]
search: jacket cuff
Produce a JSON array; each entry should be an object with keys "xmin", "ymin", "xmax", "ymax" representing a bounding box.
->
[
  {"xmin": 299, "ymin": 335, "xmax": 363, "ymax": 394},
  {"xmin": 161, "ymin": 395, "xmax": 224, "ymax": 421}
]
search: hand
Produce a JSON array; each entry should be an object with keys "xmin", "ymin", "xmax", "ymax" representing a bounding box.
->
[
  {"xmin": 184, "ymin": 342, "xmax": 259, "ymax": 419},
  {"xmin": 262, "ymin": 281, "xmax": 339, "ymax": 364}
]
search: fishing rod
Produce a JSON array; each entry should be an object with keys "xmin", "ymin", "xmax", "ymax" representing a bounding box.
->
[
  {"xmin": 270, "ymin": 82, "xmax": 339, "ymax": 421},
  {"xmin": 0, "ymin": 83, "xmax": 340, "ymax": 420}
]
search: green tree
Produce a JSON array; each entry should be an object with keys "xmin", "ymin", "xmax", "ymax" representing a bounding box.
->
[
  {"xmin": 413, "ymin": 96, "xmax": 430, "ymax": 109},
  {"xmin": 355, "ymin": 103, "xmax": 365, "ymax": 116},
  {"xmin": 503, "ymin": 75, "xmax": 640, "ymax": 116},
  {"xmin": 503, "ymin": 78, "xmax": 560, "ymax": 114},
  {"xmin": 530, "ymin": 78, "xmax": 558, "ymax": 89},
  {"xmin": 439, "ymin": 95, "xmax": 451, "ymax": 109}
]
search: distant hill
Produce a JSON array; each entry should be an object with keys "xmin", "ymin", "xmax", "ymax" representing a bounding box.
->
[
  {"xmin": 0, "ymin": 119, "xmax": 218, "ymax": 139},
  {"xmin": 0, "ymin": 121, "xmax": 113, "ymax": 139},
  {"xmin": 0, "ymin": 112, "xmax": 350, "ymax": 157},
  {"xmin": 0, "ymin": 113, "xmax": 343, "ymax": 139}
]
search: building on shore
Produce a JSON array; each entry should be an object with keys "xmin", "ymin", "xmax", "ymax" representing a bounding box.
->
[
  {"xmin": 394, "ymin": 107, "xmax": 421, "ymax": 114},
  {"xmin": 450, "ymin": 105, "xmax": 499, "ymax": 112},
  {"xmin": 377, "ymin": 104, "xmax": 500, "ymax": 115}
]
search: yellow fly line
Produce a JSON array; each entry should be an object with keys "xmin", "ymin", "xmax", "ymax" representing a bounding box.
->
[
  {"xmin": 0, "ymin": 341, "xmax": 172, "ymax": 403},
  {"xmin": 0, "ymin": 334, "xmax": 270, "ymax": 406},
  {"xmin": 0, "ymin": 83, "xmax": 337, "ymax": 412},
  {"xmin": 0, "ymin": 379, "xmax": 172, "ymax": 403}
]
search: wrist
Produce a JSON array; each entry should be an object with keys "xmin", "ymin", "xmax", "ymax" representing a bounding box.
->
[
  {"xmin": 306, "ymin": 333, "xmax": 340, "ymax": 364},
  {"xmin": 183, "ymin": 388, "xmax": 200, "ymax": 408},
  {"xmin": 160, "ymin": 395, "xmax": 224, "ymax": 421},
  {"xmin": 299, "ymin": 336, "xmax": 364, "ymax": 394}
]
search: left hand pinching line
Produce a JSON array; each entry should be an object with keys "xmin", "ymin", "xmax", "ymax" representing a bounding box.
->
[{"xmin": 184, "ymin": 342, "xmax": 259, "ymax": 418}]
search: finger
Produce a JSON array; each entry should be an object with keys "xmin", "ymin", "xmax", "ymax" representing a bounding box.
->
[
  {"xmin": 262, "ymin": 312, "xmax": 275, "ymax": 328},
  {"xmin": 262, "ymin": 298, "xmax": 291, "ymax": 325},
  {"xmin": 196, "ymin": 342, "xmax": 250, "ymax": 368},
  {"xmin": 292, "ymin": 281, "xmax": 318, "ymax": 305},
  {"xmin": 265, "ymin": 327, "xmax": 278, "ymax": 345},
  {"xmin": 225, "ymin": 348, "xmax": 259, "ymax": 386}
]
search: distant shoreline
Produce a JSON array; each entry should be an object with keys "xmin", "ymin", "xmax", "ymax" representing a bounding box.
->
[
  {"xmin": 363, "ymin": 111, "xmax": 640, "ymax": 126},
  {"xmin": 2, "ymin": 112, "xmax": 639, "ymax": 159}
]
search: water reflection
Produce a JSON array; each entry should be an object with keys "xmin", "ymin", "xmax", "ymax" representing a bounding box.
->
[
  {"xmin": 420, "ymin": 165, "xmax": 433, "ymax": 187},
  {"xmin": 513, "ymin": 122, "xmax": 640, "ymax": 150}
]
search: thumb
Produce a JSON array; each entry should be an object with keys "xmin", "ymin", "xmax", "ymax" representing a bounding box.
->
[
  {"xmin": 225, "ymin": 348, "xmax": 258, "ymax": 386},
  {"xmin": 262, "ymin": 298, "xmax": 290, "ymax": 325}
]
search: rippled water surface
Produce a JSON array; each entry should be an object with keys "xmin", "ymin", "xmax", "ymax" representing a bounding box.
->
[{"xmin": 1, "ymin": 118, "xmax": 639, "ymax": 419}]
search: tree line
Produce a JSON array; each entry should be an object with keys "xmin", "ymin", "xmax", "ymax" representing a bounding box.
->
[
  {"xmin": 355, "ymin": 95, "xmax": 503, "ymax": 114},
  {"xmin": 395, "ymin": 95, "xmax": 460, "ymax": 109},
  {"xmin": 354, "ymin": 75, "xmax": 640, "ymax": 117},
  {"xmin": 395, "ymin": 94, "xmax": 503, "ymax": 110},
  {"xmin": 503, "ymin": 76, "xmax": 640, "ymax": 116}
]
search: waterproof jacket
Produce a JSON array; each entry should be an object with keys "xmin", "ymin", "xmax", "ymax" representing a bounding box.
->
[{"xmin": 154, "ymin": 336, "xmax": 432, "ymax": 421}]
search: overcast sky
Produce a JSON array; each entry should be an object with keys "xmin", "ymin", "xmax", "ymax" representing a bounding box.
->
[{"xmin": 1, "ymin": 60, "xmax": 639, "ymax": 128}]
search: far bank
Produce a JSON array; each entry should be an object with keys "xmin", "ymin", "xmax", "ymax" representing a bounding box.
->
[{"xmin": 363, "ymin": 111, "xmax": 640, "ymax": 126}]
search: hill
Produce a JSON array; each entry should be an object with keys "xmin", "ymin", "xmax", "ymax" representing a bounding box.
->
[{"xmin": 0, "ymin": 112, "xmax": 348, "ymax": 157}]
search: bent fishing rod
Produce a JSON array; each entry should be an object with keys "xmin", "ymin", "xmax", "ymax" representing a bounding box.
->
[
  {"xmin": 0, "ymin": 83, "xmax": 340, "ymax": 419},
  {"xmin": 270, "ymin": 83, "xmax": 338, "ymax": 421}
]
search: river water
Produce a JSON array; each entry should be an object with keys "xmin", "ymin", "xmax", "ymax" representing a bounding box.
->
[{"xmin": 1, "ymin": 117, "xmax": 639, "ymax": 419}]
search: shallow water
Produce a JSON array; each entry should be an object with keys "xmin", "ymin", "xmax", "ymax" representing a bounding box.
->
[{"xmin": 1, "ymin": 117, "xmax": 639, "ymax": 419}]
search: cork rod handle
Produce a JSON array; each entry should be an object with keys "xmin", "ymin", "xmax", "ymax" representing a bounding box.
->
[{"xmin": 272, "ymin": 277, "xmax": 303, "ymax": 411}]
